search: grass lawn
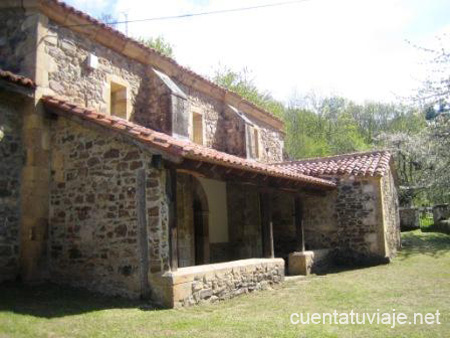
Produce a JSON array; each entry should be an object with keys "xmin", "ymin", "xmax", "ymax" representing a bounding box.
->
[{"xmin": 1, "ymin": 230, "xmax": 449, "ymax": 337}]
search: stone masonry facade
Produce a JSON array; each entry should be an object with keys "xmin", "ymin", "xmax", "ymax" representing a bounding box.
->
[
  {"xmin": 0, "ymin": 1, "xmax": 401, "ymax": 308},
  {"xmin": 0, "ymin": 96, "xmax": 25, "ymax": 281},
  {"xmin": 334, "ymin": 176, "xmax": 387, "ymax": 263},
  {"xmin": 49, "ymin": 117, "xmax": 169, "ymax": 298},
  {"xmin": 43, "ymin": 19, "xmax": 284, "ymax": 164}
]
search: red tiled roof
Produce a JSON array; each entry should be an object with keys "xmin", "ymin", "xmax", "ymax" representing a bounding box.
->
[
  {"xmin": 42, "ymin": 95, "xmax": 335, "ymax": 189},
  {"xmin": 0, "ymin": 69, "xmax": 35, "ymax": 88},
  {"xmin": 275, "ymin": 151, "xmax": 392, "ymax": 177},
  {"xmin": 40, "ymin": 0, "xmax": 283, "ymax": 128}
]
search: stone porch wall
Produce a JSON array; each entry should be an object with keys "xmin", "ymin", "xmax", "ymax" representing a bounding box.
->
[
  {"xmin": 49, "ymin": 117, "xmax": 169, "ymax": 298},
  {"xmin": 0, "ymin": 96, "xmax": 25, "ymax": 282},
  {"xmin": 161, "ymin": 258, "xmax": 285, "ymax": 307},
  {"xmin": 381, "ymin": 169, "xmax": 401, "ymax": 257},
  {"xmin": 334, "ymin": 176, "xmax": 386, "ymax": 263}
]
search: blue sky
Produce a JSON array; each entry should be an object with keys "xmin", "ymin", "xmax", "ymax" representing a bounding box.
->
[{"xmin": 65, "ymin": 0, "xmax": 450, "ymax": 103}]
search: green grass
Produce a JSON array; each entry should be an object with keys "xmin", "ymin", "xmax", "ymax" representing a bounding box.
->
[
  {"xmin": 1, "ymin": 230, "xmax": 449, "ymax": 337},
  {"xmin": 419, "ymin": 215, "xmax": 434, "ymax": 228}
]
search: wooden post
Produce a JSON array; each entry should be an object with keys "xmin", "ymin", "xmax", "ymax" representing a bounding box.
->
[
  {"xmin": 260, "ymin": 191, "xmax": 274, "ymax": 258},
  {"xmin": 294, "ymin": 196, "xmax": 305, "ymax": 252},
  {"xmin": 136, "ymin": 169, "xmax": 150, "ymax": 298},
  {"xmin": 166, "ymin": 167, "xmax": 178, "ymax": 271}
]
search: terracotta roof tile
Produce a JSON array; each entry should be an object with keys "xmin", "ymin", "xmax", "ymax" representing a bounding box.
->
[
  {"xmin": 41, "ymin": 0, "xmax": 282, "ymax": 127},
  {"xmin": 0, "ymin": 69, "xmax": 35, "ymax": 88},
  {"xmin": 42, "ymin": 95, "xmax": 335, "ymax": 189},
  {"xmin": 275, "ymin": 151, "xmax": 392, "ymax": 177}
]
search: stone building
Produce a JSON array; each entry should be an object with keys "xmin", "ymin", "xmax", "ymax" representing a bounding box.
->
[
  {"xmin": 275, "ymin": 151, "xmax": 401, "ymax": 268},
  {"xmin": 0, "ymin": 0, "xmax": 400, "ymax": 307}
]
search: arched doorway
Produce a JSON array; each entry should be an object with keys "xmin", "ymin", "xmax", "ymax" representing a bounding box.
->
[{"xmin": 192, "ymin": 177, "xmax": 210, "ymax": 265}]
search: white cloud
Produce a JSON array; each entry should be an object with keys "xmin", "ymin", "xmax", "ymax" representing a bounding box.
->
[{"xmin": 110, "ymin": 0, "xmax": 448, "ymax": 103}]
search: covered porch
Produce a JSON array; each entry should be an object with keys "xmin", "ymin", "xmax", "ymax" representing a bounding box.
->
[{"xmin": 154, "ymin": 158, "xmax": 336, "ymax": 306}]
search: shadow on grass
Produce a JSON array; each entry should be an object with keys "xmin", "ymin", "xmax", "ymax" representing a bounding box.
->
[
  {"xmin": 0, "ymin": 282, "xmax": 161, "ymax": 319},
  {"xmin": 314, "ymin": 231, "xmax": 450, "ymax": 276},
  {"xmin": 398, "ymin": 230, "xmax": 450, "ymax": 260},
  {"xmin": 314, "ymin": 259, "xmax": 389, "ymax": 276}
]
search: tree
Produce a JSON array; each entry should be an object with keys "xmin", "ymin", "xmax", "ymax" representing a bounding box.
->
[
  {"xmin": 212, "ymin": 66, "xmax": 285, "ymax": 118},
  {"xmin": 414, "ymin": 35, "xmax": 450, "ymax": 107},
  {"xmin": 137, "ymin": 36, "xmax": 174, "ymax": 58}
]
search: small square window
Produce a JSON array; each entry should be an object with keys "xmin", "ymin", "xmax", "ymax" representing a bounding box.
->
[
  {"xmin": 110, "ymin": 82, "xmax": 127, "ymax": 119},
  {"xmin": 192, "ymin": 112, "xmax": 204, "ymax": 145}
]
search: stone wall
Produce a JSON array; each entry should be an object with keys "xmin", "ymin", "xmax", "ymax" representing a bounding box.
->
[
  {"xmin": 244, "ymin": 113, "xmax": 284, "ymax": 163},
  {"xmin": 164, "ymin": 258, "xmax": 285, "ymax": 307},
  {"xmin": 334, "ymin": 176, "xmax": 386, "ymax": 263},
  {"xmin": 272, "ymin": 192, "xmax": 296, "ymax": 262},
  {"xmin": 132, "ymin": 70, "xmax": 171, "ymax": 133},
  {"xmin": 222, "ymin": 105, "xmax": 246, "ymax": 158},
  {"xmin": 49, "ymin": 117, "xmax": 169, "ymax": 298},
  {"xmin": 0, "ymin": 96, "xmax": 25, "ymax": 282},
  {"xmin": 44, "ymin": 20, "xmax": 149, "ymax": 116},
  {"xmin": 433, "ymin": 204, "xmax": 450, "ymax": 224},
  {"xmin": 227, "ymin": 183, "xmax": 262, "ymax": 259},
  {"xmin": 179, "ymin": 83, "xmax": 225, "ymax": 149},
  {"xmin": 258, "ymin": 125, "xmax": 284, "ymax": 163},
  {"xmin": 271, "ymin": 190, "xmax": 338, "ymax": 263},
  {"xmin": 303, "ymin": 191, "xmax": 339, "ymax": 249},
  {"xmin": 381, "ymin": 170, "xmax": 401, "ymax": 257},
  {"xmin": 399, "ymin": 208, "xmax": 420, "ymax": 231},
  {"xmin": 43, "ymin": 18, "xmax": 284, "ymax": 163},
  {"xmin": 0, "ymin": 8, "xmax": 36, "ymax": 77}
]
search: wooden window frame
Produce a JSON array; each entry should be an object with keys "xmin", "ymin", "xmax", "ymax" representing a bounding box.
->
[
  {"xmin": 246, "ymin": 123, "xmax": 261, "ymax": 160},
  {"xmin": 191, "ymin": 111, "xmax": 205, "ymax": 146}
]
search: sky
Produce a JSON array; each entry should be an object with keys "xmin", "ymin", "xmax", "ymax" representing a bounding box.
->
[{"xmin": 66, "ymin": 0, "xmax": 450, "ymax": 104}]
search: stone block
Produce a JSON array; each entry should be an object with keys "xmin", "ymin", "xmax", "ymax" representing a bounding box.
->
[
  {"xmin": 399, "ymin": 208, "xmax": 420, "ymax": 231},
  {"xmin": 433, "ymin": 204, "xmax": 450, "ymax": 225},
  {"xmin": 288, "ymin": 251, "xmax": 314, "ymax": 276}
]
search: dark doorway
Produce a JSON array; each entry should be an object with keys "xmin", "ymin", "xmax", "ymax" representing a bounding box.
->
[{"xmin": 192, "ymin": 178, "xmax": 210, "ymax": 265}]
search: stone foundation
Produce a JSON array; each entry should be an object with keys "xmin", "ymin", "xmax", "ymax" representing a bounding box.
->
[{"xmin": 160, "ymin": 258, "xmax": 285, "ymax": 307}]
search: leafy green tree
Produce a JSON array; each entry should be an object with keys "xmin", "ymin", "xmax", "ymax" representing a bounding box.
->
[
  {"xmin": 212, "ymin": 67, "xmax": 285, "ymax": 118},
  {"xmin": 137, "ymin": 36, "xmax": 174, "ymax": 58}
]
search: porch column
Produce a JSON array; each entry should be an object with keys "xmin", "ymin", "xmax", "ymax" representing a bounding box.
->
[
  {"xmin": 294, "ymin": 196, "xmax": 305, "ymax": 252},
  {"xmin": 166, "ymin": 167, "xmax": 178, "ymax": 271},
  {"xmin": 260, "ymin": 191, "xmax": 274, "ymax": 258}
]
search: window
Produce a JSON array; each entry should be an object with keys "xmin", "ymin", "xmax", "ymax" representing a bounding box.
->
[
  {"xmin": 192, "ymin": 112, "xmax": 204, "ymax": 145},
  {"xmin": 110, "ymin": 82, "xmax": 127, "ymax": 119},
  {"xmin": 247, "ymin": 125, "xmax": 260, "ymax": 160}
]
